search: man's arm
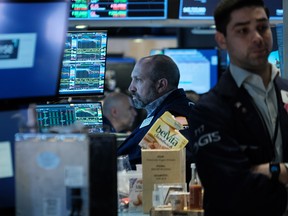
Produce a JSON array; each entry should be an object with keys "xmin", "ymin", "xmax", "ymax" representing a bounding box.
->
[{"xmin": 251, "ymin": 163, "xmax": 288, "ymax": 185}]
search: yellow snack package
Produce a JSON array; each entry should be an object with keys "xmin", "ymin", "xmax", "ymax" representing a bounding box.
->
[{"xmin": 139, "ymin": 111, "xmax": 188, "ymax": 149}]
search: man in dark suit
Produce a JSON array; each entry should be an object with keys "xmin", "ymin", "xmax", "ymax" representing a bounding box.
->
[
  {"xmin": 117, "ymin": 54, "xmax": 195, "ymax": 182},
  {"xmin": 190, "ymin": 0, "xmax": 288, "ymax": 215}
]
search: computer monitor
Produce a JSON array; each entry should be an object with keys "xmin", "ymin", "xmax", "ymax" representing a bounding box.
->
[
  {"xmin": 69, "ymin": 0, "xmax": 168, "ymax": 20},
  {"xmin": 179, "ymin": 0, "xmax": 283, "ymax": 22},
  {"xmin": 150, "ymin": 49, "xmax": 164, "ymax": 55},
  {"xmin": 268, "ymin": 50, "xmax": 280, "ymax": 70},
  {"xmin": 163, "ymin": 48, "xmax": 219, "ymax": 94},
  {"xmin": 58, "ymin": 31, "xmax": 108, "ymax": 97},
  {"xmin": 35, "ymin": 102, "xmax": 104, "ymax": 133},
  {"xmin": 105, "ymin": 57, "xmax": 136, "ymax": 92},
  {"xmin": 0, "ymin": 0, "xmax": 69, "ymax": 107}
]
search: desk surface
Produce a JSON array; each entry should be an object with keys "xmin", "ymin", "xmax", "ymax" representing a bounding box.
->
[
  {"xmin": 119, "ymin": 209, "xmax": 204, "ymax": 216},
  {"xmin": 119, "ymin": 212, "xmax": 148, "ymax": 216}
]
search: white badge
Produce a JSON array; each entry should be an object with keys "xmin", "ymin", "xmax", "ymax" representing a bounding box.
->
[
  {"xmin": 281, "ymin": 90, "xmax": 288, "ymax": 103},
  {"xmin": 139, "ymin": 116, "xmax": 153, "ymax": 129}
]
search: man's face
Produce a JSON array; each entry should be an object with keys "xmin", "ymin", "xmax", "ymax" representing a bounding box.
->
[
  {"xmin": 128, "ymin": 61, "xmax": 159, "ymax": 109},
  {"xmin": 216, "ymin": 6, "xmax": 273, "ymax": 73}
]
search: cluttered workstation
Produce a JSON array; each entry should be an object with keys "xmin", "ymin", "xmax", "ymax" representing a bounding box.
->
[{"xmin": 0, "ymin": 0, "xmax": 286, "ymax": 216}]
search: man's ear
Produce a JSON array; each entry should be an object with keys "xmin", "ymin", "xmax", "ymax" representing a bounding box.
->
[
  {"xmin": 215, "ymin": 31, "xmax": 227, "ymax": 50},
  {"xmin": 111, "ymin": 107, "xmax": 118, "ymax": 117},
  {"xmin": 156, "ymin": 78, "xmax": 168, "ymax": 93}
]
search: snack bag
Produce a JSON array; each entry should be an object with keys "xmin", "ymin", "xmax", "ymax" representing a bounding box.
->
[{"xmin": 139, "ymin": 111, "xmax": 188, "ymax": 149}]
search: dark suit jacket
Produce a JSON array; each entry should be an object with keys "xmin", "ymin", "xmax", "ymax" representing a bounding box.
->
[{"xmin": 191, "ymin": 70, "xmax": 288, "ymax": 216}]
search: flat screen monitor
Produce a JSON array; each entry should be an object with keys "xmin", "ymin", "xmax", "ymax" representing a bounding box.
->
[
  {"xmin": 268, "ymin": 50, "xmax": 280, "ymax": 70},
  {"xmin": 105, "ymin": 57, "xmax": 136, "ymax": 92},
  {"xmin": 179, "ymin": 0, "xmax": 283, "ymax": 22},
  {"xmin": 150, "ymin": 49, "xmax": 164, "ymax": 55},
  {"xmin": 163, "ymin": 48, "xmax": 218, "ymax": 94},
  {"xmin": 0, "ymin": 0, "xmax": 69, "ymax": 107},
  {"xmin": 58, "ymin": 31, "xmax": 108, "ymax": 97},
  {"xmin": 35, "ymin": 102, "xmax": 104, "ymax": 133},
  {"xmin": 69, "ymin": 0, "xmax": 167, "ymax": 20}
]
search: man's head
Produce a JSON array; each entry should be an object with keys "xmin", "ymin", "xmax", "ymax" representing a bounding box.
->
[
  {"xmin": 103, "ymin": 92, "xmax": 137, "ymax": 132},
  {"xmin": 214, "ymin": 0, "xmax": 269, "ymax": 36},
  {"xmin": 214, "ymin": 0, "xmax": 273, "ymax": 73},
  {"xmin": 129, "ymin": 54, "xmax": 180, "ymax": 109}
]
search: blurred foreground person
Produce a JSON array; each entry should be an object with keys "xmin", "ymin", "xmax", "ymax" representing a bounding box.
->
[
  {"xmin": 190, "ymin": 0, "xmax": 288, "ymax": 215},
  {"xmin": 102, "ymin": 92, "xmax": 137, "ymax": 133}
]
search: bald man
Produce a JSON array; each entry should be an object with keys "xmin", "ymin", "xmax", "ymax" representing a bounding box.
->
[{"xmin": 102, "ymin": 92, "xmax": 137, "ymax": 133}]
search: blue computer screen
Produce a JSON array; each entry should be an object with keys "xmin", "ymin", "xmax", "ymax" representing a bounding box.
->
[
  {"xmin": 163, "ymin": 48, "xmax": 219, "ymax": 94},
  {"xmin": 0, "ymin": 1, "xmax": 68, "ymax": 106}
]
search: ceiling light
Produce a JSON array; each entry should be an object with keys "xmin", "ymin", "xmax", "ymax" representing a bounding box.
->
[{"xmin": 75, "ymin": 25, "xmax": 88, "ymax": 29}]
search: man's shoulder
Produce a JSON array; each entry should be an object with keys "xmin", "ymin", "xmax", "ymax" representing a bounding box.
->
[
  {"xmin": 160, "ymin": 99, "xmax": 194, "ymax": 119},
  {"xmin": 166, "ymin": 88, "xmax": 194, "ymax": 103},
  {"xmin": 165, "ymin": 93, "xmax": 194, "ymax": 109}
]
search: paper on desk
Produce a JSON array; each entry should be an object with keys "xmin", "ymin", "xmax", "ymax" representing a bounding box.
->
[{"xmin": 0, "ymin": 141, "xmax": 13, "ymax": 178}]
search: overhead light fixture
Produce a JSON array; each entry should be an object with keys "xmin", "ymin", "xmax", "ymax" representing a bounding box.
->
[
  {"xmin": 133, "ymin": 38, "xmax": 143, "ymax": 43},
  {"xmin": 75, "ymin": 24, "xmax": 88, "ymax": 29}
]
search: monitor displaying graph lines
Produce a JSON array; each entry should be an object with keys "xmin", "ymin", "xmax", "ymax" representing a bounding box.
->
[
  {"xmin": 35, "ymin": 102, "xmax": 103, "ymax": 133},
  {"xmin": 58, "ymin": 31, "xmax": 108, "ymax": 97}
]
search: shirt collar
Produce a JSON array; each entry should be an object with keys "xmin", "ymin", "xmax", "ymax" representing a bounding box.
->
[
  {"xmin": 230, "ymin": 63, "xmax": 279, "ymax": 88},
  {"xmin": 145, "ymin": 89, "xmax": 175, "ymax": 117}
]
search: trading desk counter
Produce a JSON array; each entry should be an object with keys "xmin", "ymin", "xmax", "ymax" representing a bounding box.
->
[{"xmin": 119, "ymin": 209, "xmax": 204, "ymax": 216}]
